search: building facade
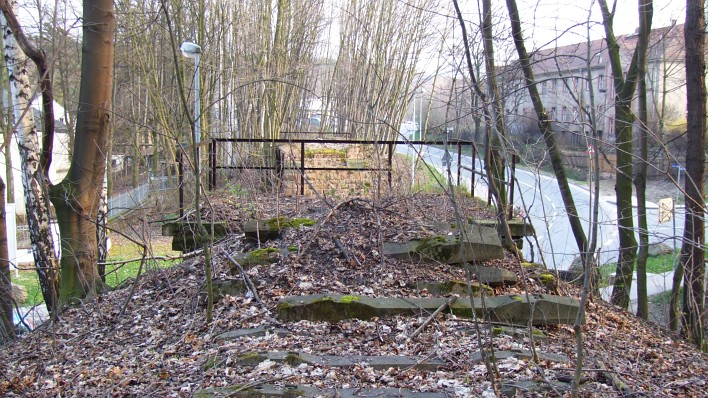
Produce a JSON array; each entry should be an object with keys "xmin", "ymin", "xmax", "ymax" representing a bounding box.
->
[{"xmin": 504, "ymin": 23, "xmax": 686, "ymax": 152}]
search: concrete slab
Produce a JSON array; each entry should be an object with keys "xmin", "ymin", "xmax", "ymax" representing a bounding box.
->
[
  {"xmin": 277, "ymin": 294, "xmax": 580, "ymax": 325},
  {"xmin": 194, "ymin": 384, "xmax": 448, "ymax": 398}
]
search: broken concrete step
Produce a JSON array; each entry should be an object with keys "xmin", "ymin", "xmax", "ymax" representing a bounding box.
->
[
  {"xmin": 233, "ymin": 351, "xmax": 445, "ymax": 371},
  {"xmin": 470, "ymin": 349, "xmax": 568, "ymax": 364},
  {"xmin": 200, "ymin": 279, "xmax": 246, "ymax": 305},
  {"xmin": 216, "ymin": 326, "xmax": 292, "ymax": 341},
  {"xmin": 243, "ymin": 217, "xmax": 315, "ymax": 243},
  {"xmin": 415, "ymin": 280, "xmax": 493, "ymax": 297},
  {"xmin": 381, "ymin": 241, "xmax": 420, "ymax": 262},
  {"xmin": 488, "ymin": 325, "xmax": 548, "ymax": 340},
  {"xmin": 470, "ymin": 219, "xmax": 535, "ymax": 238},
  {"xmin": 464, "ymin": 265, "xmax": 517, "ymax": 287},
  {"xmin": 229, "ymin": 247, "xmax": 292, "ymax": 272},
  {"xmin": 162, "ymin": 221, "xmax": 230, "ymax": 252},
  {"xmin": 382, "ymin": 224, "xmax": 503, "ymax": 264},
  {"xmin": 243, "ymin": 220, "xmax": 282, "ymax": 243},
  {"xmin": 194, "ymin": 384, "xmax": 448, "ymax": 398},
  {"xmin": 277, "ymin": 294, "xmax": 581, "ymax": 325}
]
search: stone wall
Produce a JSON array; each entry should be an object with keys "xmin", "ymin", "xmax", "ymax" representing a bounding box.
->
[{"xmin": 278, "ymin": 144, "xmax": 387, "ymax": 197}]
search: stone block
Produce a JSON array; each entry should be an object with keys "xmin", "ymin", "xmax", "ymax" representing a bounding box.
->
[
  {"xmin": 415, "ymin": 280, "xmax": 493, "ymax": 296},
  {"xmin": 465, "ymin": 265, "xmax": 517, "ymax": 287},
  {"xmin": 277, "ymin": 294, "xmax": 580, "ymax": 325},
  {"xmin": 382, "ymin": 225, "xmax": 503, "ymax": 265},
  {"xmin": 194, "ymin": 384, "xmax": 447, "ymax": 398},
  {"xmin": 469, "ymin": 219, "xmax": 535, "ymax": 238}
]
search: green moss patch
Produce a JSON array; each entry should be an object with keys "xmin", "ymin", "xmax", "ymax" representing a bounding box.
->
[
  {"xmin": 265, "ymin": 217, "xmax": 316, "ymax": 232},
  {"xmin": 304, "ymin": 148, "xmax": 346, "ymax": 159}
]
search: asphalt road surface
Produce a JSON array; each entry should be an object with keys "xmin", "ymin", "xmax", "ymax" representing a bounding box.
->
[{"xmin": 398, "ymin": 144, "xmax": 688, "ymax": 272}]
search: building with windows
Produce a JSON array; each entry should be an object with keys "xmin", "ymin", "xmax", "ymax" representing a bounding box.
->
[{"xmin": 503, "ymin": 23, "xmax": 686, "ymax": 151}]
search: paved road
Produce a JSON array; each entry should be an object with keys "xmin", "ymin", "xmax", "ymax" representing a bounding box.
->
[{"xmin": 398, "ymin": 144, "xmax": 688, "ymax": 271}]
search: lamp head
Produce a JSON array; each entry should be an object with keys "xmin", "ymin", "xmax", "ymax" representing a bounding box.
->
[{"xmin": 180, "ymin": 42, "xmax": 201, "ymax": 59}]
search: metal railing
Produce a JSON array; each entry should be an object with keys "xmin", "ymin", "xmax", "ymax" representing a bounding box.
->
[{"xmin": 174, "ymin": 136, "xmax": 517, "ymax": 218}]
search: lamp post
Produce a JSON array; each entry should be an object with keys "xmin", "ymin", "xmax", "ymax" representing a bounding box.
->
[{"xmin": 180, "ymin": 41, "xmax": 201, "ymax": 146}]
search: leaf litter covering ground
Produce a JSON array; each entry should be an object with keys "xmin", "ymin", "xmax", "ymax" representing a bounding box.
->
[{"xmin": 1, "ymin": 193, "xmax": 706, "ymax": 397}]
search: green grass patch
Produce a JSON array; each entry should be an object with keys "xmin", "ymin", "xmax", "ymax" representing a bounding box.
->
[
  {"xmin": 599, "ymin": 252, "xmax": 679, "ymax": 286},
  {"xmin": 102, "ymin": 257, "xmax": 179, "ymax": 288},
  {"xmin": 12, "ymin": 270, "xmax": 44, "ymax": 307},
  {"xmin": 11, "ymin": 238, "xmax": 181, "ymax": 307}
]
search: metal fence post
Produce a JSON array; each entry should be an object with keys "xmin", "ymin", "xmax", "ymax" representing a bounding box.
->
[
  {"xmin": 457, "ymin": 141, "xmax": 462, "ymax": 187},
  {"xmin": 300, "ymin": 141, "xmax": 305, "ymax": 195},
  {"xmin": 209, "ymin": 140, "xmax": 216, "ymax": 191},
  {"xmin": 471, "ymin": 143, "xmax": 476, "ymax": 197},
  {"xmin": 508, "ymin": 154, "xmax": 517, "ymax": 220},
  {"xmin": 177, "ymin": 146, "xmax": 184, "ymax": 218},
  {"xmin": 388, "ymin": 142, "xmax": 393, "ymax": 188}
]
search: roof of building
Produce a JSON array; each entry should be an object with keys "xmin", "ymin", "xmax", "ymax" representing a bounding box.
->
[{"xmin": 517, "ymin": 22, "xmax": 684, "ymax": 77}]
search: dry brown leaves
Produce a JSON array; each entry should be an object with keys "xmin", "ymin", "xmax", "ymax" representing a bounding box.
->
[{"xmin": 0, "ymin": 192, "xmax": 706, "ymax": 397}]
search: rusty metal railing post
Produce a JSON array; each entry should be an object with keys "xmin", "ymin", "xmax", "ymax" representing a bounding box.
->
[
  {"xmin": 508, "ymin": 154, "xmax": 517, "ymax": 220},
  {"xmin": 208, "ymin": 140, "xmax": 216, "ymax": 191},
  {"xmin": 457, "ymin": 141, "xmax": 462, "ymax": 187},
  {"xmin": 300, "ymin": 141, "xmax": 305, "ymax": 195},
  {"xmin": 177, "ymin": 146, "xmax": 184, "ymax": 218},
  {"xmin": 388, "ymin": 142, "xmax": 393, "ymax": 188},
  {"xmin": 471, "ymin": 143, "xmax": 476, "ymax": 197}
]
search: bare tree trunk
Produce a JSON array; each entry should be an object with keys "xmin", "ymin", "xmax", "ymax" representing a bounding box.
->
[
  {"xmin": 634, "ymin": 0, "xmax": 653, "ymax": 320},
  {"xmin": 480, "ymin": 0, "xmax": 508, "ymax": 221},
  {"xmin": 49, "ymin": 0, "xmax": 115, "ymax": 304},
  {"xmin": 0, "ymin": 33, "xmax": 13, "ymax": 205},
  {"xmin": 0, "ymin": 2, "xmax": 60, "ymax": 316},
  {"xmin": 505, "ymin": 0, "xmax": 589, "ymax": 264},
  {"xmin": 0, "ymin": 176, "xmax": 12, "ymax": 342},
  {"xmin": 680, "ymin": 0, "xmax": 706, "ymax": 349},
  {"xmin": 599, "ymin": 0, "xmax": 651, "ymax": 309}
]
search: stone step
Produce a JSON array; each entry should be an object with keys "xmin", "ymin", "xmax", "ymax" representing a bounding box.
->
[
  {"xmin": 486, "ymin": 325, "xmax": 548, "ymax": 340},
  {"xmin": 470, "ymin": 219, "xmax": 535, "ymax": 238},
  {"xmin": 277, "ymin": 294, "xmax": 580, "ymax": 325},
  {"xmin": 162, "ymin": 221, "xmax": 230, "ymax": 252},
  {"xmin": 415, "ymin": 280, "xmax": 493, "ymax": 296},
  {"xmin": 243, "ymin": 217, "xmax": 315, "ymax": 243},
  {"xmin": 231, "ymin": 351, "xmax": 445, "ymax": 371},
  {"xmin": 382, "ymin": 224, "xmax": 503, "ymax": 264},
  {"xmin": 470, "ymin": 349, "xmax": 568, "ymax": 364},
  {"xmin": 462, "ymin": 265, "xmax": 517, "ymax": 287},
  {"xmin": 194, "ymin": 384, "xmax": 448, "ymax": 398}
]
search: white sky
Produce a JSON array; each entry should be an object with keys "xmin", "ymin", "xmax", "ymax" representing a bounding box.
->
[{"xmin": 519, "ymin": 0, "xmax": 686, "ymax": 49}]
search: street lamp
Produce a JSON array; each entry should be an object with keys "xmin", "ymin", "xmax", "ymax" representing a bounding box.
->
[{"xmin": 180, "ymin": 41, "xmax": 201, "ymax": 145}]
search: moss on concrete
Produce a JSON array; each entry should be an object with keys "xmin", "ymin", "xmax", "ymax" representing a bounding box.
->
[
  {"xmin": 304, "ymin": 148, "xmax": 346, "ymax": 159},
  {"xmin": 241, "ymin": 247, "xmax": 281, "ymax": 267},
  {"xmin": 265, "ymin": 217, "xmax": 316, "ymax": 232},
  {"xmin": 538, "ymin": 272, "xmax": 556, "ymax": 285}
]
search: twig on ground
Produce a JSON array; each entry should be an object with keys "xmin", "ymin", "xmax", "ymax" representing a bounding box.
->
[
  {"xmin": 333, "ymin": 237, "xmax": 361, "ymax": 267},
  {"xmin": 223, "ymin": 250, "xmax": 276, "ymax": 322},
  {"xmin": 406, "ymin": 296, "xmax": 457, "ymax": 342},
  {"xmin": 597, "ymin": 360, "xmax": 642, "ymax": 396}
]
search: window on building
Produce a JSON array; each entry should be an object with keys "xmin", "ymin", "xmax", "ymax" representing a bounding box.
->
[
  {"xmin": 571, "ymin": 132, "xmax": 580, "ymax": 147},
  {"xmin": 562, "ymin": 106, "xmax": 568, "ymax": 122},
  {"xmin": 550, "ymin": 79, "xmax": 556, "ymax": 93},
  {"xmin": 541, "ymin": 81, "xmax": 547, "ymax": 94},
  {"xmin": 562, "ymin": 79, "xmax": 569, "ymax": 92},
  {"xmin": 550, "ymin": 107, "xmax": 556, "ymax": 120},
  {"xmin": 573, "ymin": 106, "xmax": 579, "ymax": 121},
  {"xmin": 598, "ymin": 74, "xmax": 606, "ymax": 92}
]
